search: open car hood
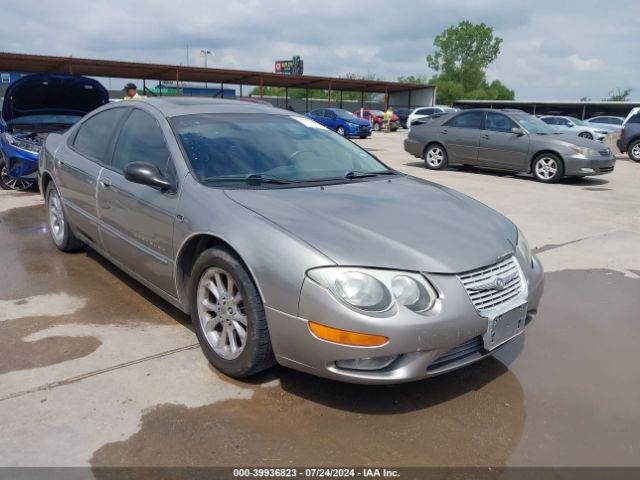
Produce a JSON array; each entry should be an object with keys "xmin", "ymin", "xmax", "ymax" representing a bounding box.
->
[{"xmin": 2, "ymin": 74, "xmax": 109, "ymax": 123}]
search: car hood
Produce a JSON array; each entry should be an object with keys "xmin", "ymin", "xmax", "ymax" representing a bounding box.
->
[
  {"xmin": 2, "ymin": 74, "xmax": 109, "ymax": 123},
  {"xmin": 225, "ymin": 176, "xmax": 517, "ymax": 274},
  {"xmin": 342, "ymin": 117, "xmax": 370, "ymax": 126},
  {"xmin": 538, "ymin": 133, "xmax": 608, "ymax": 149}
]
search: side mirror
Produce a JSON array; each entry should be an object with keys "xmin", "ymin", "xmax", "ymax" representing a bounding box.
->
[
  {"xmin": 567, "ymin": 123, "xmax": 574, "ymax": 127},
  {"xmin": 511, "ymin": 127, "xmax": 526, "ymax": 136},
  {"xmin": 123, "ymin": 162, "xmax": 172, "ymax": 192}
]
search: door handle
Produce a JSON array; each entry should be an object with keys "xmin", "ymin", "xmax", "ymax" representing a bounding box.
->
[
  {"xmin": 441, "ymin": 129, "xmax": 448, "ymax": 134},
  {"xmin": 481, "ymin": 134, "xmax": 490, "ymax": 139},
  {"xmin": 55, "ymin": 159, "xmax": 64, "ymax": 167},
  {"xmin": 99, "ymin": 178, "xmax": 112, "ymax": 189}
]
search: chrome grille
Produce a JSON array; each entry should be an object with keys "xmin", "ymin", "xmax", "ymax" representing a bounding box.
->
[{"xmin": 458, "ymin": 256, "xmax": 524, "ymax": 313}]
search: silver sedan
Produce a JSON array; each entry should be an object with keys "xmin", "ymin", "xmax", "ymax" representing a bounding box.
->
[{"xmin": 40, "ymin": 98, "xmax": 544, "ymax": 384}]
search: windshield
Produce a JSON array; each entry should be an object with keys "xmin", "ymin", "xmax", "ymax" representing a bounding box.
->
[
  {"xmin": 171, "ymin": 113, "xmax": 389, "ymax": 185},
  {"xmin": 7, "ymin": 114, "xmax": 83, "ymax": 126},
  {"xmin": 513, "ymin": 113, "xmax": 557, "ymax": 134},
  {"xmin": 371, "ymin": 110, "xmax": 385, "ymax": 116},
  {"xmin": 568, "ymin": 117, "xmax": 587, "ymax": 126},
  {"xmin": 333, "ymin": 109, "xmax": 357, "ymax": 120}
]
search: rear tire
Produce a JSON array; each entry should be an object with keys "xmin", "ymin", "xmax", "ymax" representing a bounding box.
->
[
  {"xmin": 45, "ymin": 183, "xmax": 83, "ymax": 251},
  {"xmin": 189, "ymin": 247, "xmax": 276, "ymax": 378},
  {"xmin": 628, "ymin": 140, "xmax": 640, "ymax": 162},
  {"xmin": 532, "ymin": 153, "xmax": 564, "ymax": 183},
  {"xmin": 578, "ymin": 132, "xmax": 593, "ymax": 140},
  {"xmin": 423, "ymin": 144, "xmax": 448, "ymax": 170},
  {"xmin": 373, "ymin": 122, "xmax": 381, "ymax": 132},
  {"xmin": 336, "ymin": 126, "xmax": 345, "ymax": 136}
]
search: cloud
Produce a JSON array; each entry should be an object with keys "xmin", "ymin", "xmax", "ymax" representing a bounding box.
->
[{"xmin": 0, "ymin": 0, "xmax": 638, "ymax": 100}]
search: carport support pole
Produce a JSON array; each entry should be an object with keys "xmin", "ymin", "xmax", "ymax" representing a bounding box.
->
[
  {"xmin": 328, "ymin": 80, "xmax": 332, "ymax": 108},
  {"xmin": 384, "ymin": 86, "xmax": 388, "ymax": 109},
  {"xmin": 340, "ymin": 90, "xmax": 343, "ymax": 109},
  {"xmin": 158, "ymin": 80, "xmax": 162, "ymax": 96},
  {"xmin": 259, "ymin": 75, "xmax": 264, "ymax": 98},
  {"xmin": 239, "ymin": 83, "xmax": 243, "ymax": 97},
  {"xmin": 143, "ymin": 79, "xmax": 146, "ymax": 95},
  {"xmin": 582, "ymin": 104, "xmax": 587, "ymax": 120},
  {"xmin": 176, "ymin": 68, "xmax": 180, "ymax": 95},
  {"xmin": 221, "ymin": 82, "xmax": 224, "ymax": 98},
  {"xmin": 285, "ymin": 87, "xmax": 289, "ymax": 110},
  {"xmin": 306, "ymin": 88, "xmax": 309, "ymax": 113},
  {"xmin": 361, "ymin": 91, "xmax": 364, "ymax": 108}
]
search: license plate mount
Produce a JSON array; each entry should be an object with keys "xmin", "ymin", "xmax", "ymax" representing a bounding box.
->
[{"xmin": 483, "ymin": 303, "xmax": 527, "ymax": 351}]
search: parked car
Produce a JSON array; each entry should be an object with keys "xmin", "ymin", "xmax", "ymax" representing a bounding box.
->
[
  {"xmin": 393, "ymin": 107, "xmax": 413, "ymax": 129},
  {"xmin": 585, "ymin": 116, "xmax": 626, "ymax": 132},
  {"xmin": 407, "ymin": 106, "xmax": 457, "ymax": 128},
  {"xmin": 617, "ymin": 109, "xmax": 640, "ymax": 162},
  {"xmin": 404, "ymin": 109, "xmax": 615, "ymax": 183},
  {"xmin": 352, "ymin": 109, "xmax": 400, "ymax": 131},
  {"xmin": 305, "ymin": 108, "xmax": 371, "ymax": 138},
  {"xmin": 40, "ymin": 98, "xmax": 543, "ymax": 384},
  {"xmin": 0, "ymin": 74, "xmax": 109, "ymax": 191},
  {"xmin": 539, "ymin": 116, "xmax": 609, "ymax": 141}
]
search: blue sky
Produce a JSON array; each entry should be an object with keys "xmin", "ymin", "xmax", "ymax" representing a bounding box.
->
[{"xmin": 1, "ymin": 0, "xmax": 638, "ymax": 100}]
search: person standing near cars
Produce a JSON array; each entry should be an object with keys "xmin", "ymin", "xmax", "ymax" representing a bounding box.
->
[
  {"xmin": 123, "ymin": 82, "xmax": 144, "ymax": 100},
  {"xmin": 383, "ymin": 106, "xmax": 393, "ymax": 133}
]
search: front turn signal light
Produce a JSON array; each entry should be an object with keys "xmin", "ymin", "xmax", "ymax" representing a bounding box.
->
[{"xmin": 308, "ymin": 321, "xmax": 388, "ymax": 347}]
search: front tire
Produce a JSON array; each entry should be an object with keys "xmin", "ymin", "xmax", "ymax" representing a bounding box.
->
[
  {"xmin": 628, "ymin": 140, "xmax": 640, "ymax": 162},
  {"xmin": 0, "ymin": 159, "xmax": 34, "ymax": 191},
  {"xmin": 423, "ymin": 144, "xmax": 448, "ymax": 170},
  {"xmin": 45, "ymin": 183, "xmax": 83, "ymax": 251},
  {"xmin": 190, "ymin": 248, "xmax": 275, "ymax": 378},
  {"xmin": 532, "ymin": 153, "xmax": 564, "ymax": 183}
]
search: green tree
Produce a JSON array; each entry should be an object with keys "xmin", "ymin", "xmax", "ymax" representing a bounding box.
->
[
  {"xmin": 425, "ymin": 21, "xmax": 514, "ymax": 105},
  {"xmin": 604, "ymin": 87, "xmax": 631, "ymax": 101},
  {"xmin": 397, "ymin": 75, "xmax": 428, "ymax": 84},
  {"xmin": 427, "ymin": 20, "xmax": 502, "ymax": 91}
]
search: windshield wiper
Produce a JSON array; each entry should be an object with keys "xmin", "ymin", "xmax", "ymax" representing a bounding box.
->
[
  {"xmin": 202, "ymin": 173, "xmax": 295, "ymax": 185},
  {"xmin": 343, "ymin": 169, "xmax": 398, "ymax": 179}
]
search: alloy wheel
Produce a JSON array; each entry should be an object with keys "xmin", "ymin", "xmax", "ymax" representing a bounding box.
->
[
  {"xmin": 631, "ymin": 143, "xmax": 640, "ymax": 161},
  {"xmin": 1, "ymin": 165, "xmax": 33, "ymax": 191},
  {"xmin": 48, "ymin": 189, "xmax": 66, "ymax": 245},
  {"xmin": 535, "ymin": 157, "xmax": 558, "ymax": 180},
  {"xmin": 426, "ymin": 147, "xmax": 444, "ymax": 168},
  {"xmin": 578, "ymin": 132, "xmax": 593, "ymax": 139},
  {"xmin": 197, "ymin": 267, "xmax": 248, "ymax": 360}
]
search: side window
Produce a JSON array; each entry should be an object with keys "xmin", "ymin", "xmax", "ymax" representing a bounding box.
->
[
  {"xmin": 73, "ymin": 108, "xmax": 127, "ymax": 162},
  {"xmin": 628, "ymin": 114, "xmax": 640, "ymax": 124},
  {"xmin": 611, "ymin": 118, "xmax": 623, "ymax": 125},
  {"xmin": 444, "ymin": 111, "xmax": 484, "ymax": 129},
  {"xmin": 485, "ymin": 112, "xmax": 517, "ymax": 133},
  {"xmin": 111, "ymin": 109, "xmax": 171, "ymax": 174},
  {"xmin": 542, "ymin": 117, "xmax": 556, "ymax": 125}
]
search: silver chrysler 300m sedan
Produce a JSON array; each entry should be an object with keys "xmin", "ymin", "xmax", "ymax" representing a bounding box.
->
[{"xmin": 39, "ymin": 98, "xmax": 544, "ymax": 384}]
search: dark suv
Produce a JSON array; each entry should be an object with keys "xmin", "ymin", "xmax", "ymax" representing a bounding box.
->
[{"xmin": 617, "ymin": 109, "xmax": 640, "ymax": 162}]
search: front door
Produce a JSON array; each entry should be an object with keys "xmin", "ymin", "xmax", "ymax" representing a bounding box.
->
[
  {"xmin": 97, "ymin": 108, "xmax": 178, "ymax": 296},
  {"xmin": 477, "ymin": 111, "xmax": 530, "ymax": 170}
]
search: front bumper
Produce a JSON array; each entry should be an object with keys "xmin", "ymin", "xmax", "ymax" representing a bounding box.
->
[
  {"xmin": 346, "ymin": 124, "xmax": 371, "ymax": 138},
  {"xmin": 563, "ymin": 154, "xmax": 616, "ymax": 176},
  {"xmin": 1, "ymin": 144, "xmax": 39, "ymax": 180},
  {"xmin": 266, "ymin": 255, "xmax": 544, "ymax": 384}
]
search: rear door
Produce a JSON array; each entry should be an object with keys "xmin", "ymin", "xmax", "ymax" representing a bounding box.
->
[
  {"xmin": 440, "ymin": 111, "xmax": 484, "ymax": 164},
  {"xmin": 477, "ymin": 111, "xmax": 530, "ymax": 170},
  {"xmin": 96, "ymin": 108, "xmax": 179, "ymax": 296},
  {"xmin": 56, "ymin": 107, "xmax": 128, "ymax": 245}
]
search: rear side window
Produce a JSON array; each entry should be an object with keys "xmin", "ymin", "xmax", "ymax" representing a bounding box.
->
[
  {"xmin": 445, "ymin": 111, "xmax": 484, "ymax": 129},
  {"xmin": 111, "ymin": 109, "xmax": 170, "ymax": 174},
  {"xmin": 73, "ymin": 108, "xmax": 127, "ymax": 162},
  {"xmin": 627, "ymin": 114, "xmax": 640, "ymax": 124}
]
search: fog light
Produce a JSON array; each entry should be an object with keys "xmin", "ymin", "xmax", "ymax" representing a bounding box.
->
[
  {"xmin": 581, "ymin": 167, "xmax": 595, "ymax": 173},
  {"xmin": 335, "ymin": 355, "xmax": 398, "ymax": 371}
]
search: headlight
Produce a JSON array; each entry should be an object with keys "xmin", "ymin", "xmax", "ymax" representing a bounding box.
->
[
  {"xmin": 2, "ymin": 133, "xmax": 40, "ymax": 153},
  {"xmin": 516, "ymin": 227, "xmax": 533, "ymax": 267},
  {"xmin": 307, "ymin": 267, "xmax": 437, "ymax": 313},
  {"xmin": 569, "ymin": 144, "xmax": 600, "ymax": 157}
]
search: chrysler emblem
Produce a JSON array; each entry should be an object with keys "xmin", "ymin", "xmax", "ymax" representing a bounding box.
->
[
  {"xmin": 468, "ymin": 271, "xmax": 518, "ymax": 292},
  {"xmin": 494, "ymin": 277, "xmax": 506, "ymax": 290}
]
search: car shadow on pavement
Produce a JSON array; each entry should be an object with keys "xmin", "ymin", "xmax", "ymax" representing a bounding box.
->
[
  {"xmin": 402, "ymin": 161, "xmax": 610, "ymax": 186},
  {"xmin": 242, "ymin": 355, "xmax": 514, "ymax": 415}
]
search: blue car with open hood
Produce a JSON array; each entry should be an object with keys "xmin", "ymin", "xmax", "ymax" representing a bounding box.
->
[{"xmin": 0, "ymin": 74, "xmax": 109, "ymax": 190}]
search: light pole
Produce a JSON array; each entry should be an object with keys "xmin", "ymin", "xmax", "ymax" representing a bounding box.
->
[{"xmin": 200, "ymin": 49, "xmax": 214, "ymax": 91}]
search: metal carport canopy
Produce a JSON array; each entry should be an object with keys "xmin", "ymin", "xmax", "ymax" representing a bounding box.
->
[{"xmin": 0, "ymin": 51, "xmax": 433, "ymax": 94}]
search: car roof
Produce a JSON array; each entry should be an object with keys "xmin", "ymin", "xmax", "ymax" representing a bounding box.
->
[{"xmin": 136, "ymin": 97, "xmax": 291, "ymax": 118}]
